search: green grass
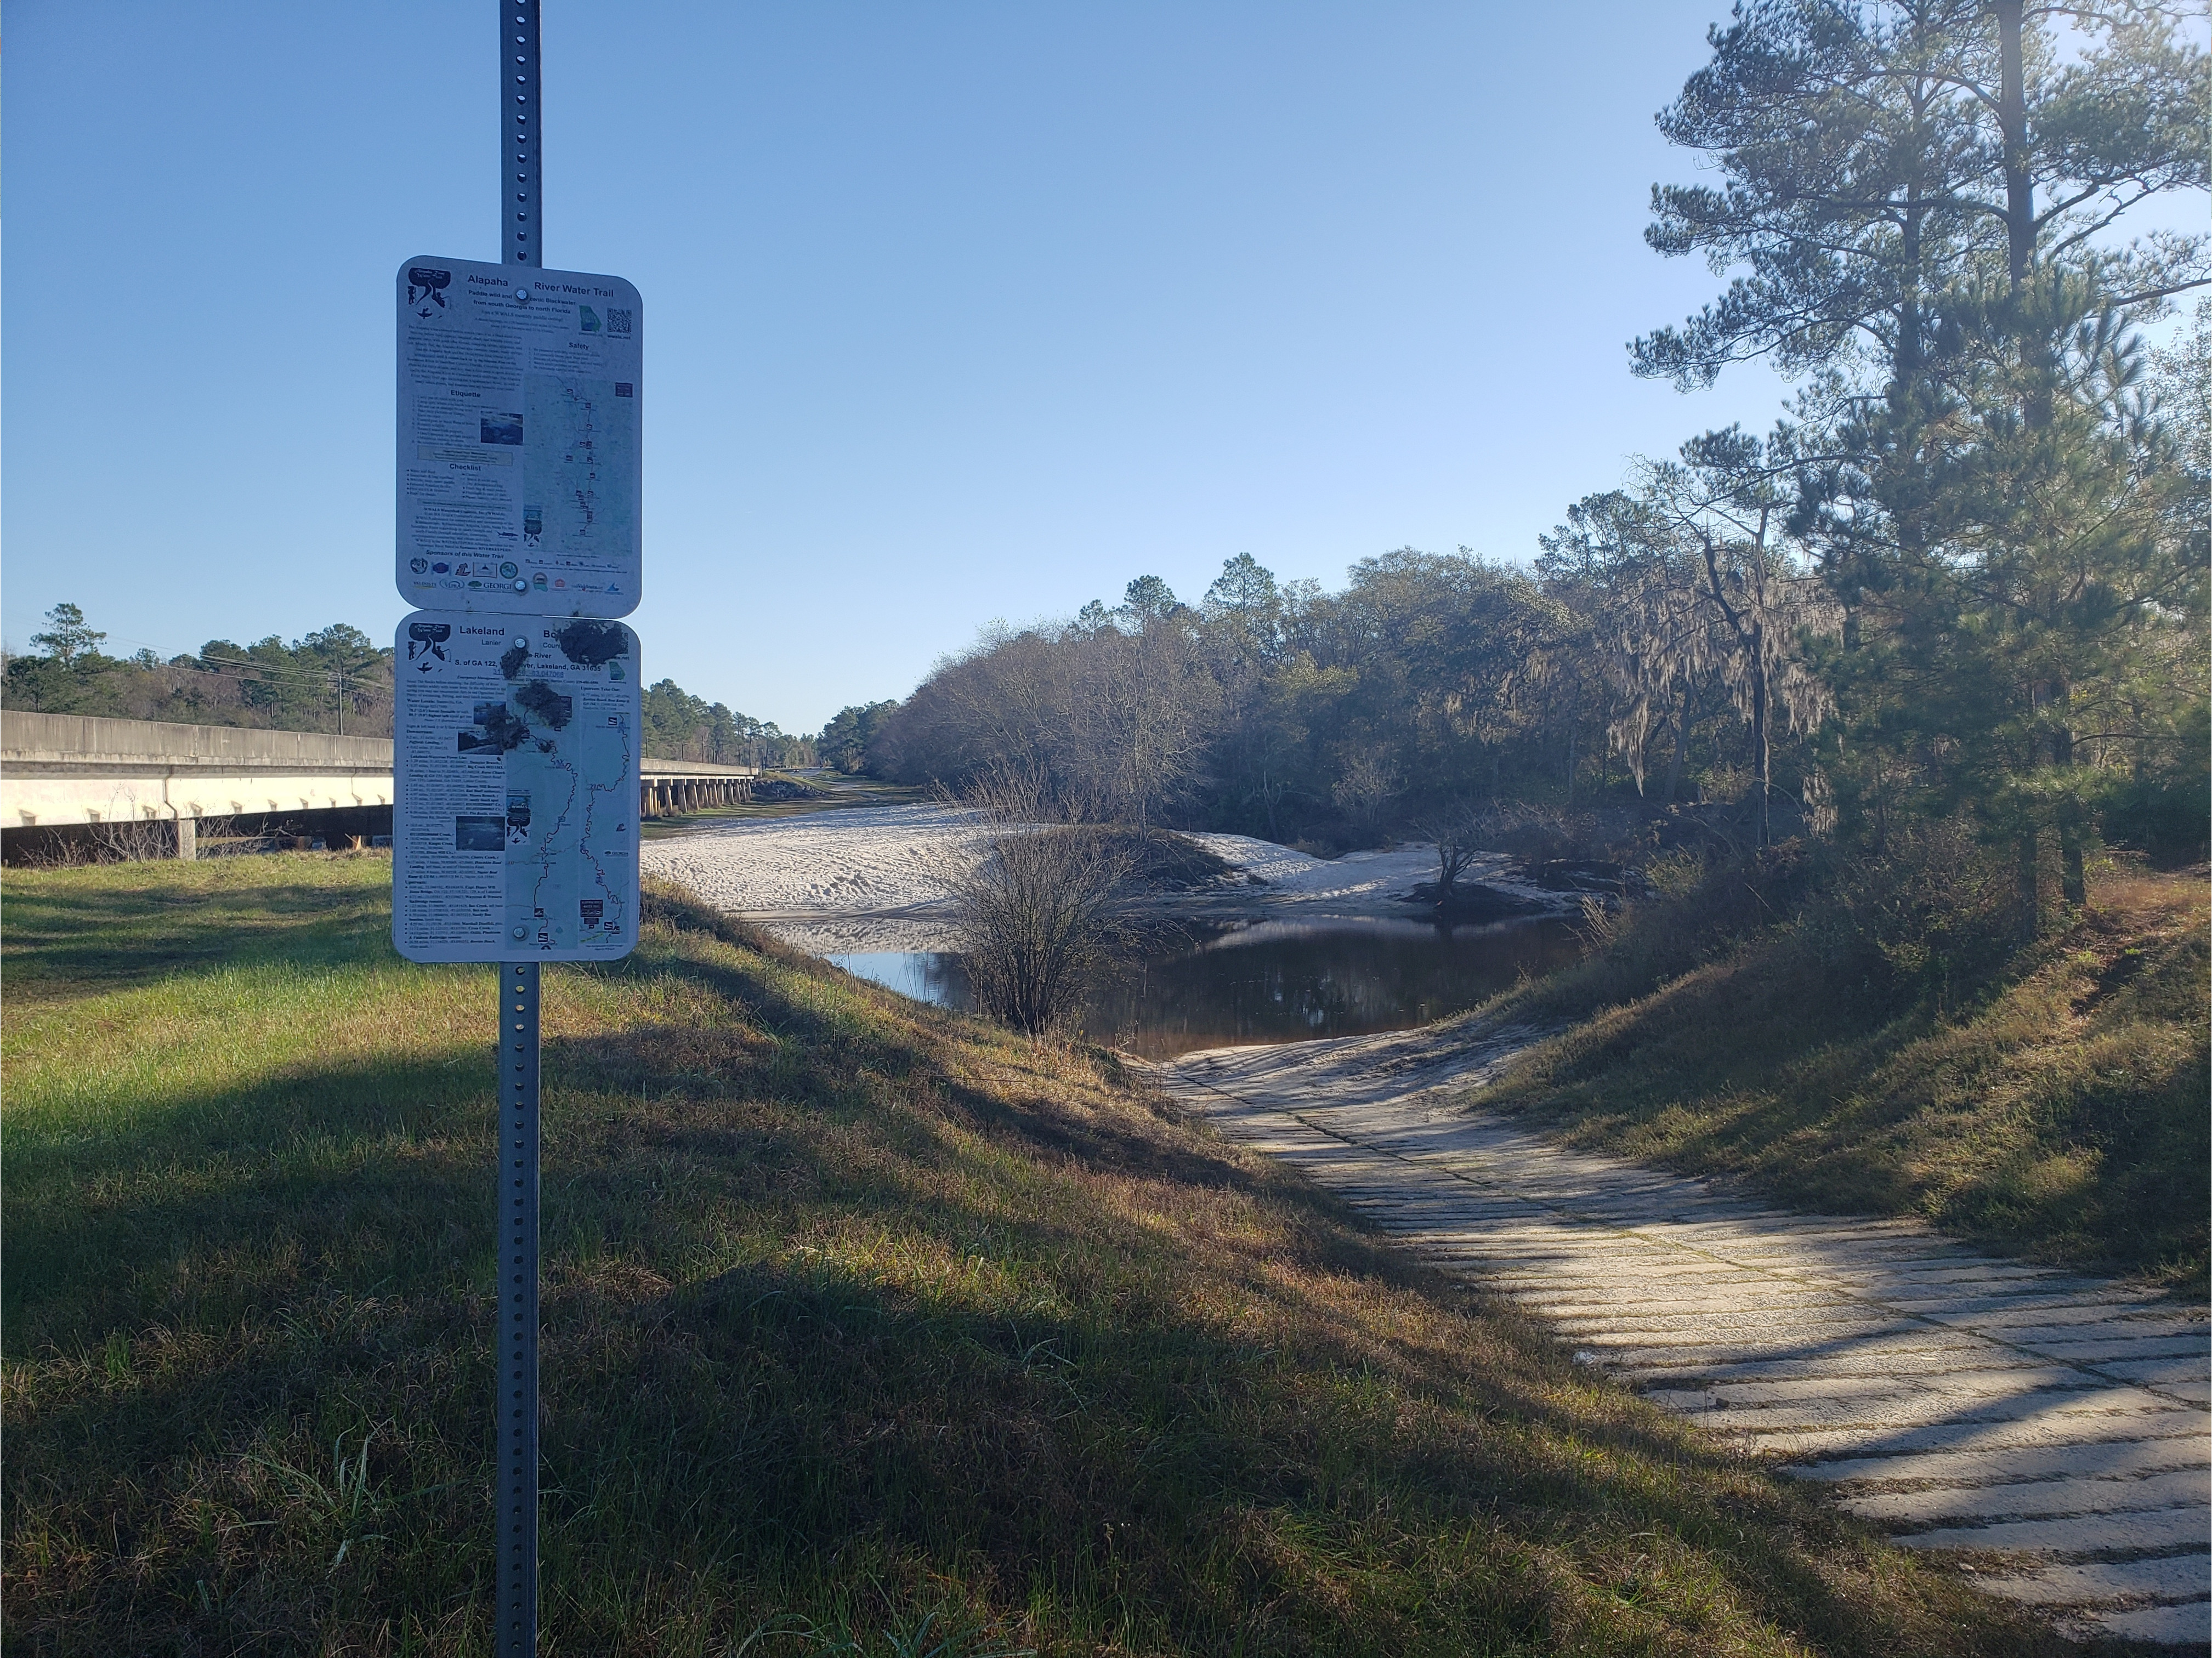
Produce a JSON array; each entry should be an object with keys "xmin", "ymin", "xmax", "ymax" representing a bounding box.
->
[
  {"xmin": 1467, "ymin": 862, "xmax": 2209, "ymax": 1296},
  {"xmin": 3, "ymin": 855, "xmax": 2085, "ymax": 1655}
]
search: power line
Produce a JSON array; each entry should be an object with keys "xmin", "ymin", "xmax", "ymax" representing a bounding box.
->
[{"xmin": 183, "ymin": 650, "xmax": 390, "ymax": 698}]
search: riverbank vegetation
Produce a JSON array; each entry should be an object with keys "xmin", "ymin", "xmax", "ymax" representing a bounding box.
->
[
  {"xmin": 838, "ymin": 4, "xmax": 2207, "ymax": 906},
  {"xmin": 1468, "ymin": 836, "xmax": 2209, "ymax": 1294},
  {"xmin": 3, "ymin": 853, "xmax": 2079, "ymax": 1655}
]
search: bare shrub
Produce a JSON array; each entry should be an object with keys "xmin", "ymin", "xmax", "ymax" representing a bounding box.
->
[
  {"xmin": 1415, "ymin": 803, "xmax": 1485, "ymax": 900},
  {"xmin": 1418, "ymin": 800, "xmax": 1618, "ymax": 894},
  {"xmin": 191, "ymin": 815, "xmax": 247, "ymax": 856},
  {"xmin": 87, "ymin": 816, "xmax": 171, "ymax": 862},
  {"xmin": 1330, "ymin": 754, "xmax": 1399, "ymax": 843},
  {"xmin": 941, "ymin": 769, "xmax": 1135, "ymax": 1035},
  {"xmin": 14, "ymin": 831, "xmax": 95, "ymax": 868}
]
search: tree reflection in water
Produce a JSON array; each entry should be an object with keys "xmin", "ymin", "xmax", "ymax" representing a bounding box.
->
[{"xmin": 829, "ymin": 916, "xmax": 1581, "ymax": 1059}]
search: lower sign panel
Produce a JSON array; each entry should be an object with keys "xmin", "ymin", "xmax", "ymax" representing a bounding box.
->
[{"xmin": 393, "ymin": 611, "xmax": 641, "ymax": 963}]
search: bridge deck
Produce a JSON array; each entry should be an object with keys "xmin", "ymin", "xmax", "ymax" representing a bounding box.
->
[{"xmin": 0, "ymin": 711, "xmax": 759, "ymax": 850}]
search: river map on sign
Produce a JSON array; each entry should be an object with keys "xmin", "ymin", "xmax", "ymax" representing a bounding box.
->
[
  {"xmin": 497, "ymin": 676, "xmax": 636, "ymax": 954},
  {"xmin": 396, "ymin": 614, "xmax": 640, "ymax": 964},
  {"xmin": 523, "ymin": 374, "xmax": 637, "ymax": 568}
]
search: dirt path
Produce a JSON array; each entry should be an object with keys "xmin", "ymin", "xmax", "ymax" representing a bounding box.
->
[{"xmin": 1150, "ymin": 1028, "xmax": 2211, "ymax": 1649}]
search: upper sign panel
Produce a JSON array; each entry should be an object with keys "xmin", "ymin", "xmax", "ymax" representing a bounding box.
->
[{"xmin": 396, "ymin": 256, "xmax": 640, "ymax": 617}]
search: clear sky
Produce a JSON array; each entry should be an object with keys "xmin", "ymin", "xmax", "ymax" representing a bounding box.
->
[{"xmin": 0, "ymin": 4, "xmax": 2045, "ymax": 729}]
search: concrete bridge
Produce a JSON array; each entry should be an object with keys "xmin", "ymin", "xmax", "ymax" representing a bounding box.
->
[{"xmin": 1, "ymin": 711, "xmax": 757, "ymax": 859}]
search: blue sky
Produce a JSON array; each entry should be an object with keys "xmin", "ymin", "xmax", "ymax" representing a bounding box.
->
[{"xmin": 3, "ymin": 3, "xmax": 2168, "ymax": 731}]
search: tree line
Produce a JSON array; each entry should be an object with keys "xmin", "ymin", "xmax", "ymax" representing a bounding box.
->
[
  {"xmin": 1, "ymin": 607, "xmax": 399, "ymax": 736},
  {"xmin": 640, "ymin": 679, "xmax": 813, "ymax": 768},
  {"xmin": 1, "ymin": 604, "xmax": 810, "ymax": 766},
  {"xmin": 827, "ymin": 0, "xmax": 2208, "ymax": 916}
]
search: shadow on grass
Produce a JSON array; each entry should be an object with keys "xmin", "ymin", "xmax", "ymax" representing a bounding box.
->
[
  {"xmin": 9, "ymin": 1049, "xmax": 2064, "ymax": 1656},
  {"xmin": 3, "ymin": 871, "xmax": 2073, "ymax": 1654},
  {"xmin": 0, "ymin": 861, "xmax": 395, "ymax": 1003}
]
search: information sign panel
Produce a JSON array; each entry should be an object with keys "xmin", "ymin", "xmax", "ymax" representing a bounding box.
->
[
  {"xmin": 396, "ymin": 255, "xmax": 641, "ymax": 617},
  {"xmin": 392, "ymin": 611, "xmax": 642, "ymax": 963}
]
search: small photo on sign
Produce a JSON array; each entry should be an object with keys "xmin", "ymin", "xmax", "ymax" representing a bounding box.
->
[
  {"xmin": 480, "ymin": 412, "xmax": 524, "ymax": 445},
  {"xmin": 454, "ymin": 815, "xmax": 507, "ymax": 852}
]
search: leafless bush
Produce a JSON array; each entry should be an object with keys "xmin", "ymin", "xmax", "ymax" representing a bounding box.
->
[
  {"xmin": 1415, "ymin": 802, "xmax": 1487, "ymax": 900},
  {"xmin": 14, "ymin": 831, "xmax": 95, "ymax": 868},
  {"xmin": 87, "ymin": 815, "xmax": 171, "ymax": 862},
  {"xmin": 940, "ymin": 769, "xmax": 1135, "ymax": 1035},
  {"xmin": 1417, "ymin": 800, "xmax": 1619, "ymax": 895},
  {"xmin": 1330, "ymin": 754, "xmax": 1399, "ymax": 843}
]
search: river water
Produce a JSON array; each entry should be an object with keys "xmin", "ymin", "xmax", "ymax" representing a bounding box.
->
[{"xmin": 829, "ymin": 915, "xmax": 1582, "ymax": 1059}]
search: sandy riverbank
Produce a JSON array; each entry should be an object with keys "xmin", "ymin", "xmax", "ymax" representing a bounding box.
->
[{"xmin": 639, "ymin": 803, "xmax": 1568, "ymax": 952}]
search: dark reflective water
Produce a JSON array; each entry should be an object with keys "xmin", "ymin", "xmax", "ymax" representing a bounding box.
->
[{"xmin": 828, "ymin": 916, "xmax": 1581, "ymax": 1059}]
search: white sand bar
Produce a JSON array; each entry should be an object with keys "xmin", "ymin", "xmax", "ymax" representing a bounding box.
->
[
  {"xmin": 1148, "ymin": 1027, "xmax": 2212, "ymax": 1648},
  {"xmin": 641, "ymin": 804, "xmax": 1564, "ymax": 953},
  {"xmin": 642, "ymin": 804, "xmax": 978, "ymax": 949}
]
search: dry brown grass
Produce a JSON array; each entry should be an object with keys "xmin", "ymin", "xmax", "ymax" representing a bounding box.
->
[{"xmin": 1479, "ymin": 856, "xmax": 2209, "ymax": 1293}]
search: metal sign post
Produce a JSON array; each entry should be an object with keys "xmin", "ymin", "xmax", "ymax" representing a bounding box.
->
[
  {"xmin": 498, "ymin": 958, "xmax": 541, "ymax": 1655},
  {"xmin": 391, "ymin": 612, "xmax": 640, "ymax": 1644},
  {"xmin": 508, "ymin": 2, "xmax": 540, "ymax": 272},
  {"xmin": 391, "ymin": 9, "xmax": 645, "ymax": 1645},
  {"xmin": 501, "ymin": 9, "xmax": 542, "ymax": 1656},
  {"xmin": 506, "ymin": 9, "xmax": 540, "ymax": 1653}
]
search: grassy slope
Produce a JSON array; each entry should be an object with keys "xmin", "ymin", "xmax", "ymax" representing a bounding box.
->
[
  {"xmin": 1471, "ymin": 866, "xmax": 2209, "ymax": 1295},
  {"xmin": 2, "ymin": 857, "xmax": 2078, "ymax": 1656}
]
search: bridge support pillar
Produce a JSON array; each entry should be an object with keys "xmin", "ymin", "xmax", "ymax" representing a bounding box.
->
[{"xmin": 174, "ymin": 815, "xmax": 196, "ymax": 861}]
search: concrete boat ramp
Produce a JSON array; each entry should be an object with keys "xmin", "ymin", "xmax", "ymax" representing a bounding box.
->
[{"xmin": 1150, "ymin": 1027, "xmax": 2211, "ymax": 1649}]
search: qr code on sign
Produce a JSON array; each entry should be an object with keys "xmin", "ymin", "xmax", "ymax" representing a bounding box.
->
[{"xmin": 606, "ymin": 308, "xmax": 632, "ymax": 334}]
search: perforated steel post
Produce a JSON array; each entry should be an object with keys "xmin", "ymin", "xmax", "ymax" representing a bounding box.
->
[
  {"xmin": 507, "ymin": 0, "xmax": 541, "ymax": 272},
  {"xmin": 499, "ymin": 5, "xmax": 543, "ymax": 1655},
  {"xmin": 497, "ymin": 960, "xmax": 541, "ymax": 1656}
]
